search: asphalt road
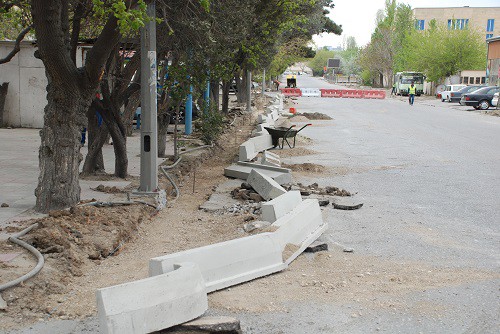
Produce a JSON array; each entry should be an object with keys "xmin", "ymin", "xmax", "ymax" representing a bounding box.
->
[
  {"xmin": 228, "ymin": 74, "xmax": 500, "ymax": 333},
  {"xmin": 3, "ymin": 75, "xmax": 499, "ymax": 334}
]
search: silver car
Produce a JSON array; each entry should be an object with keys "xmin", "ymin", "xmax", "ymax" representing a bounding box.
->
[{"xmin": 492, "ymin": 92, "xmax": 499, "ymax": 109}]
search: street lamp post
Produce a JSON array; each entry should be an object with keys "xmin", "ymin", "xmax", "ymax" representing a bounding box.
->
[{"xmin": 138, "ymin": 0, "xmax": 158, "ymax": 192}]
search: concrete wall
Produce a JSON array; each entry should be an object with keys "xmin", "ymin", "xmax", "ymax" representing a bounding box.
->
[{"xmin": 0, "ymin": 41, "xmax": 86, "ymax": 128}]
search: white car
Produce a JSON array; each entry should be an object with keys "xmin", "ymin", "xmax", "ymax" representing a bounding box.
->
[
  {"xmin": 441, "ymin": 84, "xmax": 467, "ymax": 102},
  {"xmin": 492, "ymin": 92, "xmax": 499, "ymax": 109}
]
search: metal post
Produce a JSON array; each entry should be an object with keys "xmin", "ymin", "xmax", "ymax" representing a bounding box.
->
[
  {"xmin": 262, "ymin": 68, "xmax": 265, "ymax": 98},
  {"xmin": 246, "ymin": 70, "xmax": 252, "ymax": 113},
  {"xmin": 139, "ymin": 0, "xmax": 158, "ymax": 192},
  {"xmin": 204, "ymin": 78, "xmax": 210, "ymax": 112},
  {"xmin": 185, "ymin": 85, "xmax": 193, "ymax": 135}
]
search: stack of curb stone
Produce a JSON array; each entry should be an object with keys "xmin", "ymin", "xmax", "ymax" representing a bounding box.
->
[{"xmin": 96, "ymin": 93, "xmax": 327, "ymax": 334}]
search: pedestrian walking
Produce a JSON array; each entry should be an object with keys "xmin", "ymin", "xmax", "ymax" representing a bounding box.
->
[
  {"xmin": 273, "ymin": 79, "xmax": 280, "ymax": 91},
  {"xmin": 408, "ymin": 82, "xmax": 416, "ymax": 106},
  {"xmin": 391, "ymin": 82, "xmax": 396, "ymax": 96}
]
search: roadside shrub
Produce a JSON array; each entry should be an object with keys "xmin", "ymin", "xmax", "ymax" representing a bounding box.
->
[{"xmin": 198, "ymin": 103, "xmax": 224, "ymax": 144}]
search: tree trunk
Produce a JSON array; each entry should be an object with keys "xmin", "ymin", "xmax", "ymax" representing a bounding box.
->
[
  {"xmin": 35, "ymin": 86, "xmax": 88, "ymax": 212},
  {"xmin": 210, "ymin": 79, "xmax": 219, "ymax": 111},
  {"xmin": 0, "ymin": 82, "xmax": 8, "ymax": 127},
  {"xmin": 124, "ymin": 90, "xmax": 141, "ymax": 136},
  {"xmin": 222, "ymin": 80, "xmax": 230, "ymax": 114},
  {"xmin": 82, "ymin": 101, "xmax": 107, "ymax": 175},
  {"xmin": 157, "ymin": 112, "xmax": 170, "ymax": 157},
  {"xmin": 236, "ymin": 71, "xmax": 248, "ymax": 104},
  {"xmin": 103, "ymin": 113, "xmax": 128, "ymax": 178}
]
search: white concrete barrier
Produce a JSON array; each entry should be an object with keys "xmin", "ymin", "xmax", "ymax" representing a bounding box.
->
[
  {"xmin": 271, "ymin": 199, "xmax": 327, "ymax": 265},
  {"xmin": 257, "ymin": 114, "xmax": 270, "ymax": 124},
  {"xmin": 255, "ymin": 123, "xmax": 273, "ymax": 133},
  {"xmin": 97, "ymin": 263, "xmax": 208, "ymax": 334},
  {"xmin": 247, "ymin": 169, "xmax": 287, "ymax": 201},
  {"xmin": 268, "ymin": 110, "xmax": 280, "ymax": 121},
  {"xmin": 261, "ymin": 150, "xmax": 281, "ymax": 167},
  {"xmin": 261, "ymin": 190, "xmax": 302, "ymax": 223},
  {"xmin": 238, "ymin": 134, "xmax": 274, "ymax": 161},
  {"xmin": 224, "ymin": 162, "xmax": 292, "ymax": 185},
  {"xmin": 266, "ymin": 106, "xmax": 278, "ymax": 114},
  {"xmin": 150, "ymin": 233, "xmax": 286, "ymax": 293},
  {"xmin": 301, "ymin": 88, "xmax": 321, "ymax": 97}
]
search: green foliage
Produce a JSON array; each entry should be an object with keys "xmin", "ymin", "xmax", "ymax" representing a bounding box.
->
[
  {"xmin": 308, "ymin": 49, "xmax": 335, "ymax": 76},
  {"xmin": 339, "ymin": 36, "xmax": 361, "ymax": 76},
  {"xmin": 403, "ymin": 24, "xmax": 486, "ymax": 82},
  {"xmin": 268, "ymin": 38, "xmax": 313, "ymax": 77},
  {"xmin": 197, "ymin": 104, "xmax": 225, "ymax": 145},
  {"xmin": 360, "ymin": 0, "xmax": 415, "ymax": 85},
  {"xmin": 0, "ymin": 4, "xmax": 31, "ymax": 40},
  {"xmin": 360, "ymin": 69, "xmax": 373, "ymax": 86},
  {"xmin": 92, "ymin": 0, "xmax": 149, "ymax": 34}
]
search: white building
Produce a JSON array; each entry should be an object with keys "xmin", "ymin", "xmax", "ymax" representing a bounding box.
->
[{"xmin": 0, "ymin": 40, "xmax": 87, "ymax": 128}]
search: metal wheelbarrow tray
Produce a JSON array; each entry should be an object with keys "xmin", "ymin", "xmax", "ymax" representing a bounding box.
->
[{"xmin": 264, "ymin": 124, "xmax": 312, "ymax": 149}]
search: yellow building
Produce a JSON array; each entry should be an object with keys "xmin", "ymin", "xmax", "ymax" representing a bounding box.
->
[
  {"xmin": 413, "ymin": 6, "xmax": 500, "ymax": 40},
  {"xmin": 487, "ymin": 37, "xmax": 500, "ymax": 85}
]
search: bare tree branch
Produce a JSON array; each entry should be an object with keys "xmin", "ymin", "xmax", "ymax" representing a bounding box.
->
[{"xmin": 0, "ymin": 25, "xmax": 32, "ymax": 65}]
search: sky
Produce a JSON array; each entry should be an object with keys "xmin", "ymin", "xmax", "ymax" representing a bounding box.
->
[{"xmin": 313, "ymin": 0, "xmax": 500, "ymax": 48}]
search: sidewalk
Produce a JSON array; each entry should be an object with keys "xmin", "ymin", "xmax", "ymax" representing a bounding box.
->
[{"xmin": 0, "ymin": 128, "xmax": 160, "ymax": 232}]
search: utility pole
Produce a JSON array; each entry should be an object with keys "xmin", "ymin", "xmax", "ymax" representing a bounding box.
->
[
  {"xmin": 246, "ymin": 69, "xmax": 252, "ymax": 113},
  {"xmin": 262, "ymin": 69, "xmax": 266, "ymax": 98},
  {"xmin": 185, "ymin": 84, "xmax": 193, "ymax": 135},
  {"xmin": 204, "ymin": 73, "xmax": 210, "ymax": 112},
  {"xmin": 138, "ymin": 0, "xmax": 158, "ymax": 192}
]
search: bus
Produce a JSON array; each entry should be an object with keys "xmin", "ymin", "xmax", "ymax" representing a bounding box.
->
[{"xmin": 394, "ymin": 72, "xmax": 425, "ymax": 96}]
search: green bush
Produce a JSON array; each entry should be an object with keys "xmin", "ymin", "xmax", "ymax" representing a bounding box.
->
[{"xmin": 198, "ymin": 103, "xmax": 224, "ymax": 145}]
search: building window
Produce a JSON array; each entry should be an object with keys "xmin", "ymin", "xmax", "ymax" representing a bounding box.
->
[
  {"xmin": 469, "ymin": 77, "xmax": 475, "ymax": 85},
  {"xmin": 481, "ymin": 77, "xmax": 486, "ymax": 84},
  {"xmin": 475, "ymin": 77, "xmax": 481, "ymax": 84},
  {"xmin": 416, "ymin": 20, "xmax": 425, "ymax": 30},
  {"xmin": 463, "ymin": 76, "xmax": 468, "ymax": 84},
  {"xmin": 448, "ymin": 18, "xmax": 469, "ymax": 30},
  {"xmin": 486, "ymin": 34, "xmax": 493, "ymax": 39},
  {"xmin": 486, "ymin": 19, "xmax": 494, "ymax": 32}
]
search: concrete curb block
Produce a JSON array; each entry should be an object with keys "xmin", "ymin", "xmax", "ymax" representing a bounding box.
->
[
  {"xmin": 236, "ymin": 161, "xmax": 290, "ymax": 173},
  {"xmin": 149, "ymin": 233, "xmax": 286, "ymax": 293},
  {"xmin": 261, "ymin": 190, "xmax": 302, "ymax": 223},
  {"xmin": 247, "ymin": 169, "xmax": 287, "ymax": 201},
  {"xmin": 256, "ymin": 123, "xmax": 273, "ymax": 132},
  {"xmin": 238, "ymin": 134, "xmax": 273, "ymax": 161},
  {"xmin": 261, "ymin": 150, "xmax": 281, "ymax": 167},
  {"xmin": 223, "ymin": 164, "xmax": 292, "ymax": 185},
  {"xmin": 271, "ymin": 199, "xmax": 327, "ymax": 265},
  {"xmin": 96, "ymin": 262, "xmax": 208, "ymax": 334}
]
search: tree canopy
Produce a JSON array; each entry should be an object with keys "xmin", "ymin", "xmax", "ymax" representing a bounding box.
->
[{"xmin": 0, "ymin": 0, "xmax": 341, "ymax": 212}]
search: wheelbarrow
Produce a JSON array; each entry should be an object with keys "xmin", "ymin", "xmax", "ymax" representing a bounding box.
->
[{"xmin": 264, "ymin": 124, "xmax": 312, "ymax": 149}]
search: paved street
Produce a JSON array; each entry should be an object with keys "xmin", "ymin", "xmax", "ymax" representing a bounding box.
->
[
  {"xmin": 2, "ymin": 75, "xmax": 499, "ymax": 333},
  {"xmin": 226, "ymin": 75, "xmax": 500, "ymax": 333}
]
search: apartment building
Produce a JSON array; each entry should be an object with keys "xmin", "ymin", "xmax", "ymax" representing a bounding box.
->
[
  {"xmin": 487, "ymin": 36, "xmax": 500, "ymax": 85},
  {"xmin": 413, "ymin": 6, "xmax": 500, "ymax": 40}
]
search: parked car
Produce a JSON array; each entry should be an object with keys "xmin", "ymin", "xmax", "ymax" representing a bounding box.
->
[
  {"xmin": 492, "ymin": 92, "xmax": 499, "ymax": 109},
  {"xmin": 440, "ymin": 84, "xmax": 467, "ymax": 102},
  {"xmin": 450, "ymin": 85, "xmax": 488, "ymax": 104},
  {"xmin": 460, "ymin": 86, "xmax": 500, "ymax": 110}
]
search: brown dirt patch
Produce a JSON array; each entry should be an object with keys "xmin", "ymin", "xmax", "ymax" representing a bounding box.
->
[
  {"xmin": 209, "ymin": 251, "xmax": 500, "ymax": 314},
  {"xmin": 289, "ymin": 115, "xmax": 309, "ymax": 123},
  {"xmin": 0, "ymin": 104, "xmax": 262, "ymax": 330},
  {"xmin": 272, "ymin": 135, "xmax": 317, "ymax": 158},
  {"xmin": 282, "ymin": 162, "xmax": 327, "ymax": 174},
  {"xmin": 300, "ymin": 112, "xmax": 332, "ymax": 120}
]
